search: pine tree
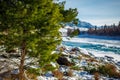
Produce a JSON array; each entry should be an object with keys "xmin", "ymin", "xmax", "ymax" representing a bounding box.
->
[
  {"xmin": 0, "ymin": 0, "xmax": 78, "ymax": 80},
  {"xmin": 59, "ymin": 1, "xmax": 78, "ymax": 23}
]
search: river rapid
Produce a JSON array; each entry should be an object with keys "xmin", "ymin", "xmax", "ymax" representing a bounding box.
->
[{"xmin": 62, "ymin": 34, "xmax": 120, "ymax": 61}]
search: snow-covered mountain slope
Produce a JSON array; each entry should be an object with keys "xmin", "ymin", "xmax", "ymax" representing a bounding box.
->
[{"xmin": 66, "ymin": 20, "xmax": 94, "ymax": 28}]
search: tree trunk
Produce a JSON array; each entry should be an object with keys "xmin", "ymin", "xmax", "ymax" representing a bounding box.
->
[{"xmin": 19, "ymin": 41, "xmax": 26, "ymax": 80}]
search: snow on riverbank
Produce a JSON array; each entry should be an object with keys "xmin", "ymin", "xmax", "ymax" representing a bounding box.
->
[
  {"xmin": 88, "ymin": 49, "xmax": 120, "ymax": 61},
  {"xmin": 0, "ymin": 44, "xmax": 120, "ymax": 80},
  {"xmin": 62, "ymin": 36, "xmax": 120, "ymax": 61}
]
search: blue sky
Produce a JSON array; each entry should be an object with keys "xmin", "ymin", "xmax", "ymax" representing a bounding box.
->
[{"xmin": 59, "ymin": 0, "xmax": 120, "ymax": 26}]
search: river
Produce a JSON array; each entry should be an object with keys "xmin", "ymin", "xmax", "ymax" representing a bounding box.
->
[{"xmin": 62, "ymin": 34, "xmax": 120, "ymax": 61}]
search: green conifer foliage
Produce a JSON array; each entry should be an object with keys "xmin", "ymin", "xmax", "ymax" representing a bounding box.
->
[{"xmin": 0, "ymin": 0, "xmax": 78, "ymax": 79}]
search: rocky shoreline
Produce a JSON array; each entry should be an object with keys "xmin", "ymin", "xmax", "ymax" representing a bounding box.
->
[
  {"xmin": 38, "ymin": 45, "xmax": 120, "ymax": 80},
  {"xmin": 52, "ymin": 45, "xmax": 120, "ymax": 80},
  {"xmin": 0, "ymin": 45, "xmax": 120, "ymax": 80}
]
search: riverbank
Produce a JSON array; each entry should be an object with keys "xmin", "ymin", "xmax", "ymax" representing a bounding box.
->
[
  {"xmin": 52, "ymin": 45, "xmax": 120, "ymax": 80},
  {"xmin": 0, "ymin": 44, "xmax": 120, "ymax": 80},
  {"xmin": 37, "ymin": 44, "xmax": 120, "ymax": 80}
]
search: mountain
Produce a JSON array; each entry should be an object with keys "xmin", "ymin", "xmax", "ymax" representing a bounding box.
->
[
  {"xmin": 77, "ymin": 20, "xmax": 94, "ymax": 28},
  {"xmin": 66, "ymin": 20, "xmax": 94, "ymax": 28}
]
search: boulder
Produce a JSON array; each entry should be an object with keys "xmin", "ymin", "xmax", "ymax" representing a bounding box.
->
[{"xmin": 57, "ymin": 56, "xmax": 74, "ymax": 66}]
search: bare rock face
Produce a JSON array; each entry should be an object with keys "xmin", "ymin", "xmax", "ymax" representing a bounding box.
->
[
  {"xmin": 70, "ymin": 47, "xmax": 80, "ymax": 52},
  {"xmin": 56, "ymin": 56, "xmax": 74, "ymax": 66}
]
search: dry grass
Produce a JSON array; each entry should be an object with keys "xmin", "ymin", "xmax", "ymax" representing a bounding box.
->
[
  {"xmin": 66, "ymin": 70, "xmax": 73, "ymax": 77},
  {"xmin": 25, "ymin": 70, "xmax": 37, "ymax": 80},
  {"xmin": 52, "ymin": 70, "xmax": 63, "ymax": 80},
  {"xmin": 78, "ymin": 56, "xmax": 82, "ymax": 60},
  {"xmin": 70, "ymin": 66, "xmax": 82, "ymax": 70},
  {"xmin": 98, "ymin": 64, "xmax": 120, "ymax": 78},
  {"xmin": 94, "ymin": 72, "xmax": 99, "ymax": 80},
  {"xmin": 59, "ymin": 47, "xmax": 66, "ymax": 52},
  {"xmin": 87, "ymin": 58, "xmax": 98, "ymax": 62},
  {"xmin": 81, "ymin": 54, "xmax": 91, "ymax": 58}
]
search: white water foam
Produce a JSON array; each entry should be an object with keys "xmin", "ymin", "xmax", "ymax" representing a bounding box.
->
[
  {"xmin": 62, "ymin": 37, "xmax": 120, "ymax": 48},
  {"xmin": 62, "ymin": 36, "xmax": 120, "ymax": 61}
]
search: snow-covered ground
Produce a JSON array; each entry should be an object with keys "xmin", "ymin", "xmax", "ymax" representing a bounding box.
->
[
  {"xmin": 59, "ymin": 26, "xmax": 88, "ymax": 37},
  {"xmin": 0, "ymin": 42, "xmax": 120, "ymax": 80},
  {"xmin": 62, "ymin": 34, "xmax": 120, "ymax": 61},
  {"xmin": 0, "ymin": 32, "xmax": 120, "ymax": 80}
]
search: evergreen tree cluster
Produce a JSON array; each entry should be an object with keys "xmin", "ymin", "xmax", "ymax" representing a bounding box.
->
[
  {"xmin": 67, "ymin": 28, "xmax": 80, "ymax": 37},
  {"xmin": 88, "ymin": 22, "xmax": 120, "ymax": 36}
]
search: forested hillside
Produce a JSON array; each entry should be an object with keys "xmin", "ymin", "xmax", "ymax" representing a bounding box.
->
[{"xmin": 88, "ymin": 22, "xmax": 120, "ymax": 36}]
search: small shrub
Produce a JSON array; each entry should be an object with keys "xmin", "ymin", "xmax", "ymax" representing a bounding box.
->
[{"xmin": 83, "ymin": 66, "xmax": 97, "ymax": 74}]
